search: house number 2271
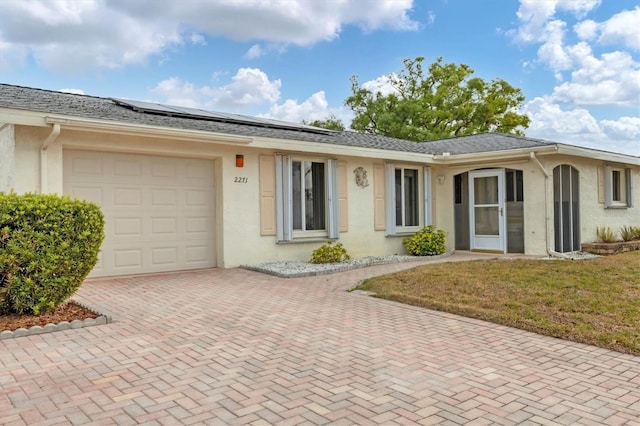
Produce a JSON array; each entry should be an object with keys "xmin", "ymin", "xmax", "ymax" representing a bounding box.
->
[{"xmin": 234, "ymin": 177, "xmax": 248, "ymax": 183}]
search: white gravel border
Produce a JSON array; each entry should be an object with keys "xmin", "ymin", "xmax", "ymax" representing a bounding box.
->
[
  {"xmin": 241, "ymin": 252, "xmax": 452, "ymax": 278},
  {"xmin": 242, "ymin": 250, "xmax": 600, "ymax": 278}
]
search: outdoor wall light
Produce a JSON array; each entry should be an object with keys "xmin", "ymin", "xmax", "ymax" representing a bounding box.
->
[
  {"xmin": 437, "ymin": 175, "xmax": 445, "ymax": 184},
  {"xmin": 235, "ymin": 154, "xmax": 244, "ymax": 167}
]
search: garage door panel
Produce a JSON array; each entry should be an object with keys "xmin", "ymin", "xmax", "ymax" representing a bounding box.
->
[
  {"xmin": 186, "ymin": 245, "xmax": 211, "ymax": 263},
  {"xmin": 68, "ymin": 186, "xmax": 104, "ymax": 205},
  {"xmin": 151, "ymin": 189, "xmax": 177, "ymax": 206},
  {"xmin": 151, "ymin": 217, "xmax": 178, "ymax": 235},
  {"xmin": 185, "ymin": 216, "xmax": 209, "ymax": 233},
  {"xmin": 113, "ymin": 217, "xmax": 143, "ymax": 237},
  {"xmin": 185, "ymin": 189, "xmax": 210, "ymax": 206},
  {"xmin": 151, "ymin": 160, "xmax": 177, "ymax": 178},
  {"xmin": 71, "ymin": 155, "xmax": 103, "ymax": 176},
  {"xmin": 114, "ymin": 159, "xmax": 142, "ymax": 177},
  {"xmin": 114, "ymin": 249, "xmax": 143, "ymax": 269},
  {"xmin": 151, "ymin": 247, "xmax": 178, "ymax": 266},
  {"xmin": 186, "ymin": 161, "xmax": 213, "ymax": 180},
  {"xmin": 64, "ymin": 150, "xmax": 216, "ymax": 277},
  {"xmin": 114, "ymin": 187, "xmax": 143, "ymax": 207}
]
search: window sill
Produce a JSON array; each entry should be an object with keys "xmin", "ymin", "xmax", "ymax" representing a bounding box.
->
[
  {"xmin": 605, "ymin": 204, "xmax": 630, "ymax": 209},
  {"xmin": 385, "ymin": 233, "xmax": 415, "ymax": 238},
  {"xmin": 277, "ymin": 237, "xmax": 337, "ymax": 245}
]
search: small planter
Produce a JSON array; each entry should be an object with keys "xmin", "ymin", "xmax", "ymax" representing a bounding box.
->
[{"xmin": 581, "ymin": 240, "xmax": 640, "ymax": 255}]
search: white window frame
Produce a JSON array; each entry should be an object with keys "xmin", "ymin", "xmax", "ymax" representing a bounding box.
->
[
  {"xmin": 385, "ymin": 164, "xmax": 432, "ymax": 235},
  {"xmin": 275, "ymin": 154, "xmax": 338, "ymax": 241},
  {"xmin": 605, "ymin": 166, "xmax": 633, "ymax": 209}
]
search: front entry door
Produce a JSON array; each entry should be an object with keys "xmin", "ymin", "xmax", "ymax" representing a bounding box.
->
[{"xmin": 469, "ymin": 169, "xmax": 505, "ymax": 252}]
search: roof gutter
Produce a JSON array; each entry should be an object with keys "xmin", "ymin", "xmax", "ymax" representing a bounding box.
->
[
  {"xmin": 556, "ymin": 144, "xmax": 640, "ymax": 166},
  {"xmin": 45, "ymin": 115, "xmax": 253, "ymax": 145},
  {"xmin": 432, "ymin": 145, "xmax": 559, "ymax": 164},
  {"xmin": 40, "ymin": 123, "xmax": 61, "ymax": 194}
]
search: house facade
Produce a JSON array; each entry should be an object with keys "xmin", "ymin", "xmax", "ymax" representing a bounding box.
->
[{"xmin": 1, "ymin": 84, "xmax": 638, "ymax": 277}]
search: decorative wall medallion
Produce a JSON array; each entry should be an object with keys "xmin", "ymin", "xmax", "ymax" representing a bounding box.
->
[{"xmin": 353, "ymin": 167, "xmax": 369, "ymax": 188}]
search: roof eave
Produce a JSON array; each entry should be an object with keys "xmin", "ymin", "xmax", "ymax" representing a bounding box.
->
[
  {"xmin": 45, "ymin": 115, "xmax": 254, "ymax": 145},
  {"xmin": 553, "ymin": 144, "xmax": 640, "ymax": 166},
  {"xmin": 431, "ymin": 145, "xmax": 559, "ymax": 164},
  {"xmin": 249, "ymin": 135, "xmax": 436, "ymax": 162}
]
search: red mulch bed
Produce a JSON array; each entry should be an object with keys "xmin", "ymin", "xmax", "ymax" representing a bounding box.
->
[{"xmin": 0, "ymin": 302, "xmax": 98, "ymax": 332}]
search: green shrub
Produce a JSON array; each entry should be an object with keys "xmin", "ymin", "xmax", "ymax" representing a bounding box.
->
[
  {"xmin": 403, "ymin": 225, "xmax": 446, "ymax": 256},
  {"xmin": 620, "ymin": 225, "xmax": 636, "ymax": 242},
  {"xmin": 596, "ymin": 226, "xmax": 617, "ymax": 243},
  {"xmin": 310, "ymin": 242, "xmax": 351, "ymax": 264},
  {"xmin": 632, "ymin": 226, "xmax": 640, "ymax": 241},
  {"xmin": 0, "ymin": 192, "xmax": 105, "ymax": 315}
]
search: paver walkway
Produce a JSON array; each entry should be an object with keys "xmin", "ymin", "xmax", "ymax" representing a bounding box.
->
[{"xmin": 1, "ymin": 252, "xmax": 639, "ymax": 425}]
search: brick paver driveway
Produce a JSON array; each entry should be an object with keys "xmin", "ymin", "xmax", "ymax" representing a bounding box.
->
[{"xmin": 1, "ymin": 253, "xmax": 639, "ymax": 425}]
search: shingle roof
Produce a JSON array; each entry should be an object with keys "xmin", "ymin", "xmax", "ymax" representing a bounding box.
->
[{"xmin": 0, "ymin": 83, "xmax": 558, "ymax": 156}]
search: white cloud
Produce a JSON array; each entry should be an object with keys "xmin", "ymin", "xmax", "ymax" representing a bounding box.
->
[
  {"xmin": 550, "ymin": 50, "xmax": 640, "ymax": 106},
  {"xmin": 362, "ymin": 74, "xmax": 400, "ymax": 96},
  {"xmin": 536, "ymin": 19, "xmax": 572, "ymax": 74},
  {"xmin": 574, "ymin": 7, "xmax": 640, "ymax": 51},
  {"xmin": 574, "ymin": 19, "xmax": 598, "ymax": 41},
  {"xmin": 0, "ymin": 0, "xmax": 183, "ymax": 72},
  {"xmin": 190, "ymin": 33, "xmax": 207, "ymax": 46},
  {"xmin": 524, "ymin": 97, "xmax": 640, "ymax": 156},
  {"xmin": 512, "ymin": 0, "xmax": 599, "ymax": 43},
  {"xmin": 509, "ymin": 0, "xmax": 639, "ymax": 149},
  {"xmin": 245, "ymin": 44, "xmax": 264, "ymax": 59},
  {"xmin": 595, "ymin": 7, "xmax": 640, "ymax": 50},
  {"xmin": 600, "ymin": 116, "xmax": 640, "ymax": 142},
  {"xmin": 151, "ymin": 68, "xmax": 281, "ymax": 111},
  {"xmin": 260, "ymin": 91, "xmax": 352, "ymax": 125},
  {"xmin": 205, "ymin": 68, "xmax": 281, "ymax": 108},
  {"xmin": 150, "ymin": 77, "xmax": 202, "ymax": 108},
  {"xmin": 0, "ymin": 0, "xmax": 418, "ymax": 72},
  {"xmin": 59, "ymin": 88, "xmax": 85, "ymax": 95},
  {"xmin": 425, "ymin": 11, "xmax": 436, "ymax": 26}
]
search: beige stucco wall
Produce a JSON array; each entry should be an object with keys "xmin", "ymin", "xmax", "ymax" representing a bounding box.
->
[
  {"xmin": 432, "ymin": 158, "xmax": 549, "ymax": 255},
  {"xmin": 543, "ymin": 155, "xmax": 640, "ymax": 244},
  {"xmin": 10, "ymin": 123, "xmax": 640, "ymax": 271},
  {"xmin": 0, "ymin": 123, "xmax": 15, "ymax": 192},
  {"xmin": 234, "ymin": 155, "xmax": 410, "ymax": 266},
  {"xmin": 12, "ymin": 126, "xmax": 65, "ymax": 195}
]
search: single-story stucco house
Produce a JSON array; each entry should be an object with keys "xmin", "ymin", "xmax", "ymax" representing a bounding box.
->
[{"xmin": 1, "ymin": 84, "xmax": 638, "ymax": 277}]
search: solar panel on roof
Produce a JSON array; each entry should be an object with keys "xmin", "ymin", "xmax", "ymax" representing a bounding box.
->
[
  {"xmin": 111, "ymin": 98, "xmax": 183, "ymax": 114},
  {"xmin": 110, "ymin": 98, "xmax": 336, "ymax": 135}
]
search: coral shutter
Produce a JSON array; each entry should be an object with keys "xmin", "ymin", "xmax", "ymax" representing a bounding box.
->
[
  {"xmin": 338, "ymin": 161, "xmax": 348, "ymax": 232},
  {"xmin": 373, "ymin": 163, "xmax": 386, "ymax": 231},
  {"xmin": 259, "ymin": 155, "xmax": 277, "ymax": 235}
]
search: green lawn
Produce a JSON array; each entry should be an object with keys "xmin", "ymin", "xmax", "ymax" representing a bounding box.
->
[{"xmin": 355, "ymin": 251, "xmax": 640, "ymax": 355}]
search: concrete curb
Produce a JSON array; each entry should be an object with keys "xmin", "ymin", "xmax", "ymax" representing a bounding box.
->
[{"xmin": 0, "ymin": 300, "xmax": 112, "ymax": 340}]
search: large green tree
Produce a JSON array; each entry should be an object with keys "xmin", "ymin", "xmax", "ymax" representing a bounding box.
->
[
  {"xmin": 345, "ymin": 57, "xmax": 530, "ymax": 141},
  {"xmin": 302, "ymin": 115, "xmax": 345, "ymax": 131}
]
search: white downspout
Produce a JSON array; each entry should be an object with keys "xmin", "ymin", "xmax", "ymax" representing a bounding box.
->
[
  {"xmin": 530, "ymin": 152, "xmax": 570, "ymax": 259},
  {"xmin": 40, "ymin": 123, "xmax": 61, "ymax": 194}
]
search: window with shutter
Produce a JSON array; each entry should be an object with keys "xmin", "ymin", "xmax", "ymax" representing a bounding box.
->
[{"xmin": 275, "ymin": 154, "xmax": 339, "ymax": 241}]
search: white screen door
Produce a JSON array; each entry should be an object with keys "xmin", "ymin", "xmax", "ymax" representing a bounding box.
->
[{"xmin": 469, "ymin": 169, "xmax": 505, "ymax": 252}]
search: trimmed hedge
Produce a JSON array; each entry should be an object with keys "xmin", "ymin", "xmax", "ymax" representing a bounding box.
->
[{"xmin": 0, "ymin": 193, "xmax": 105, "ymax": 315}]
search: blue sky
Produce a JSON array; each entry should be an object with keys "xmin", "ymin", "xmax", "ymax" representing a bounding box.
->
[{"xmin": 0, "ymin": 0, "xmax": 638, "ymax": 155}]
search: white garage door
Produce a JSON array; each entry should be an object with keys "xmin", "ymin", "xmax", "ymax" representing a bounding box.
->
[{"xmin": 64, "ymin": 150, "xmax": 216, "ymax": 277}]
